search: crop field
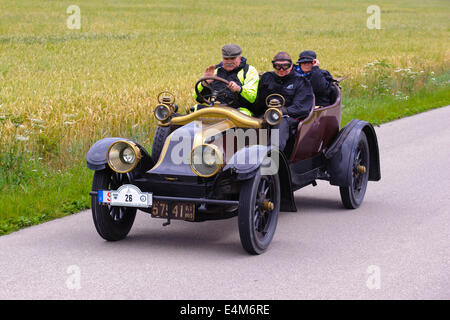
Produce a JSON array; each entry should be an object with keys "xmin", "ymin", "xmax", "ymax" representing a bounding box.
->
[{"xmin": 0, "ymin": 0, "xmax": 449, "ymax": 234}]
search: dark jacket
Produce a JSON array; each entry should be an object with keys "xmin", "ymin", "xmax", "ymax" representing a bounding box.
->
[
  {"xmin": 194, "ymin": 57, "xmax": 259, "ymax": 110},
  {"xmin": 295, "ymin": 65, "xmax": 335, "ymax": 106},
  {"xmin": 254, "ymin": 70, "xmax": 314, "ymax": 119}
]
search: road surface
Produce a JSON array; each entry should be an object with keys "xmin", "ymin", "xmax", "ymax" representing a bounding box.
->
[{"xmin": 1, "ymin": 106, "xmax": 449, "ymax": 299}]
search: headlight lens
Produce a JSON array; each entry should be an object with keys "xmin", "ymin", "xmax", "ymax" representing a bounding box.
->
[
  {"xmin": 121, "ymin": 147, "xmax": 135, "ymax": 164},
  {"xmin": 190, "ymin": 144, "xmax": 223, "ymax": 177},
  {"xmin": 203, "ymin": 146, "xmax": 217, "ymax": 166},
  {"xmin": 107, "ymin": 141, "xmax": 141, "ymax": 173},
  {"xmin": 264, "ymin": 108, "xmax": 282, "ymax": 126},
  {"xmin": 154, "ymin": 104, "xmax": 171, "ymax": 121}
]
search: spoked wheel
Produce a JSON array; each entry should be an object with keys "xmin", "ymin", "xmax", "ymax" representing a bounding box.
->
[
  {"xmin": 340, "ymin": 132, "xmax": 370, "ymax": 209},
  {"xmin": 91, "ymin": 169, "xmax": 136, "ymax": 241},
  {"xmin": 238, "ymin": 168, "xmax": 280, "ymax": 255}
]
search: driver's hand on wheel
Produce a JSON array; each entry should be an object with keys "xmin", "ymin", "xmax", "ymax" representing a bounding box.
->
[
  {"xmin": 202, "ymin": 65, "xmax": 215, "ymax": 85},
  {"xmin": 227, "ymin": 81, "xmax": 241, "ymax": 93}
]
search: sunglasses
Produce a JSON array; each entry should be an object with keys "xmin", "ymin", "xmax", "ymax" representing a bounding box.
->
[{"xmin": 273, "ymin": 62, "xmax": 292, "ymax": 70}]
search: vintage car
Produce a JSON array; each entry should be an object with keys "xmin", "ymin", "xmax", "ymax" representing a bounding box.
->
[{"xmin": 86, "ymin": 75, "xmax": 381, "ymax": 254}]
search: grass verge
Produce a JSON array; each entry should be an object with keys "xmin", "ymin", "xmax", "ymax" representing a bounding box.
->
[
  {"xmin": 342, "ymin": 83, "xmax": 450, "ymax": 125},
  {"xmin": 0, "ymin": 163, "xmax": 92, "ymax": 235}
]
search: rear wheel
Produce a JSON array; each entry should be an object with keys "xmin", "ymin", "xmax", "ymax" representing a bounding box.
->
[
  {"xmin": 238, "ymin": 169, "xmax": 280, "ymax": 255},
  {"xmin": 340, "ymin": 132, "xmax": 370, "ymax": 209},
  {"xmin": 91, "ymin": 169, "xmax": 136, "ymax": 241}
]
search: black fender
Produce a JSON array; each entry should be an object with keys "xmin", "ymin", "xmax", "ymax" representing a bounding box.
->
[
  {"xmin": 324, "ymin": 119, "xmax": 381, "ymax": 187},
  {"xmin": 223, "ymin": 145, "xmax": 297, "ymax": 212},
  {"xmin": 86, "ymin": 137, "xmax": 154, "ymax": 175}
]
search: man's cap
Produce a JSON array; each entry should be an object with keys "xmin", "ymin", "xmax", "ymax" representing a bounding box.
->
[
  {"xmin": 297, "ymin": 50, "xmax": 316, "ymax": 63},
  {"xmin": 222, "ymin": 44, "xmax": 242, "ymax": 58},
  {"xmin": 272, "ymin": 52, "xmax": 292, "ymax": 63}
]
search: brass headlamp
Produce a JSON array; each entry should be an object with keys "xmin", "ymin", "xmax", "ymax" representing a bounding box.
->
[
  {"xmin": 190, "ymin": 144, "xmax": 223, "ymax": 178},
  {"xmin": 154, "ymin": 91, "xmax": 177, "ymax": 124},
  {"xmin": 264, "ymin": 94, "xmax": 285, "ymax": 126},
  {"xmin": 107, "ymin": 140, "xmax": 142, "ymax": 173}
]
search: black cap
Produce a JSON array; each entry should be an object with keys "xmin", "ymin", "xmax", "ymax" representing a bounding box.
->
[{"xmin": 297, "ymin": 50, "xmax": 316, "ymax": 63}]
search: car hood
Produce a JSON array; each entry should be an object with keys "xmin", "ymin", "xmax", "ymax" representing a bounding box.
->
[{"xmin": 148, "ymin": 119, "xmax": 237, "ymax": 177}]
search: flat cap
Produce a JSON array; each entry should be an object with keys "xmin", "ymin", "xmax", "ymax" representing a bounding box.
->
[{"xmin": 222, "ymin": 44, "xmax": 242, "ymax": 58}]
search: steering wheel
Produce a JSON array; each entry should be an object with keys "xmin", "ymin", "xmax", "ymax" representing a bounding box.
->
[{"xmin": 194, "ymin": 76, "xmax": 230, "ymax": 106}]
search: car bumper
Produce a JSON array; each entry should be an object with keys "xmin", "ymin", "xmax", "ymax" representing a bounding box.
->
[{"xmin": 89, "ymin": 191, "xmax": 239, "ymax": 208}]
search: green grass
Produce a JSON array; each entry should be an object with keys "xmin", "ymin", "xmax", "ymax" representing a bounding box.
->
[
  {"xmin": 0, "ymin": 163, "xmax": 92, "ymax": 235},
  {"xmin": 0, "ymin": 0, "xmax": 449, "ymax": 235},
  {"xmin": 342, "ymin": 71, "xmax": 450, "ymax": 125}
]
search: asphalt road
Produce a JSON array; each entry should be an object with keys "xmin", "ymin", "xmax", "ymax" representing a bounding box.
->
[{"xmin": 1, "ymin": 106, "xmax": 449, "ymax": 300}]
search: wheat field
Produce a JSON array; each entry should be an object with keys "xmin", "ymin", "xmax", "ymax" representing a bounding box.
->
[{"xmin": 1, "ymin": 0, "xmax": 449, "ymax": 160}]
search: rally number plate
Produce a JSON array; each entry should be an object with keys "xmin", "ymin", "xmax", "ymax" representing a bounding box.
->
[
  {"xmin": 99, "ymin": 184, "xmax": 152, "ymax": 208},
  {"xmin": 151, "ymin": 201, "xmax": 195, "ymax": 221}
]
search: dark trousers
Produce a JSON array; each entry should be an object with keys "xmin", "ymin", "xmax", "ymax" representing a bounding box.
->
[{"xmin": 273, "ymin": 116, "xmax": 298, "ymax": 152}]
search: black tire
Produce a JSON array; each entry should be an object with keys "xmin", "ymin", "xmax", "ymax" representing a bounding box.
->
[
  {"xmin": 340, "ymin": 132, "xmax": 370, "ymax": 209},
  {"xmin": 151, "ymin": 125, "xmax": 171, "ymax": 163},
  {"xmin": 91, "ymin": 169, "xmax": 136, "ymax": 241},
  {"xmin": 238, "ymin": 168, "xmax": 280, "ymax": 255}
]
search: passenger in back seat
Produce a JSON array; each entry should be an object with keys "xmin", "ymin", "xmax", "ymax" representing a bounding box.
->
[{"xmin": 294, "ymin": 50, "xmax": 335, "ymax": 107}]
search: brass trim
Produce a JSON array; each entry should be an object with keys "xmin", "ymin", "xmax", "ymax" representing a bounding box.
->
[
  {"xmin": 157, "ymin": 91, "xmax": 175, "ymax": 105},
  {"xmin": 150, "ymin": 131, "xmax": 175, "ymax": 171},
  {"xmin": 106, "ymin": 140, "xmax": 142, "ymax": 174},
  {"xmin": 263, "ymin": 200, "xmax": 274, "ymax": 212},
  {"xmin": 151, "ymin": 120, "xmax": 234, "ymax": 175},
  {"xmin": 357, "ymin": 165, "xmax": 367, "ymax": 174},
  {"xmin": 192, "ymin": 119, "xmax": 235, "ymax": 151},
  {"xmin": 154, "ymin": 104, "xmax": 172, "ymax": 122},
  {"xmin": 265, "ymin": 94, "xmax": 285, "ymax": 108},
  {"xmin": 169, "ymin": 107, "xmax": 262, "ymax": 128},
  {"xmin": 264, "ymin": 108, "xmax": 282, "ymax": 126},
  {"xmin": 189, "ymin": 144, "xmax": 223, "ymax": 178}
]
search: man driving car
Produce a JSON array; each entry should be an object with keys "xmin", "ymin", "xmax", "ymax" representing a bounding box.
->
[
  {"xmin": 193, "ymin": 44, "xmax": 259, "ymax": 115},
  {"xmin": 254, "ymin": 52, "xmax": 314, "ymax": 153}
]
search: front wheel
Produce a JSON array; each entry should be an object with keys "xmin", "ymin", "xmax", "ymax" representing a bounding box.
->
[
  {"xmin": 340, "ymin": 131, "xmax": 370, "ymax": 209},
  {"xmin": 151, "ymin": 125, "xmax": 171, "ymax": 163},
  {"xmin": 91, "ymin": 169, "xmax": 136, "ymax": 241},
  {"xmin": 238, "ymin": 169, "xmax": 280, "ymax": 255}
]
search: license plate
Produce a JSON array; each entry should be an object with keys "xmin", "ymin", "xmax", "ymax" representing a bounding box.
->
[
  {"xmin": 151, "ymin": 201, "xmax": 195, "ymax": 221},
  {"xmin": 99, "ymin": 184, "xmax": 152, "ymax": 208}
]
